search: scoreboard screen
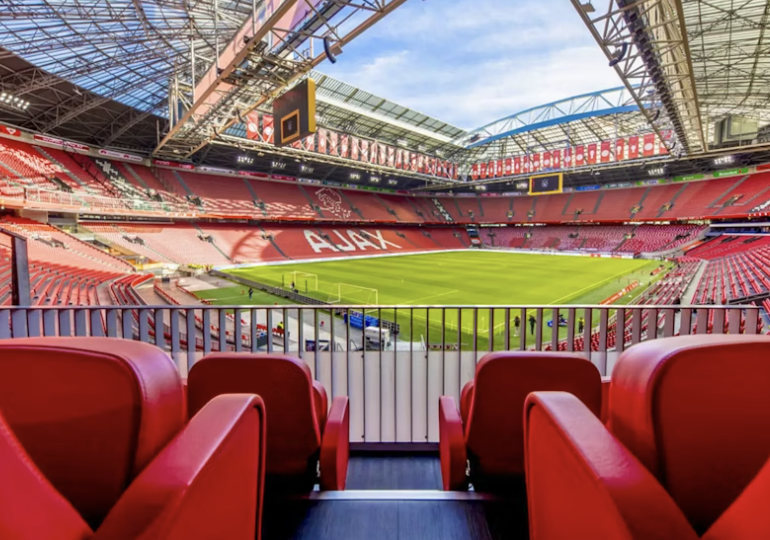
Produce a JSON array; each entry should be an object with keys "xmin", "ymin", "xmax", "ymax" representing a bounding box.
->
[
  {"xmin": 273, "ymin": 78, "xmax": 316, "ymax": 146},
  {"xmin": 529, "ymin": 173, "xmax": 563, "ymax": 195}
]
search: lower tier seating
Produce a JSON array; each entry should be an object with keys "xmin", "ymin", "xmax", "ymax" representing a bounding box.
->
[{"xmin": 688, "ymin": 236, "xmax": 770, "ymax": 303}]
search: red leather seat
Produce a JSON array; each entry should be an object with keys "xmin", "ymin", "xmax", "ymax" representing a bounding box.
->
[
  {"xmin": 0, "ymin": 337, "xmax": 267, "ymax": 540},
  {"xmin": 187, "ymin": 353, "xmax": 350, "ymax": 491},
  {"xmin": 609, "ymin": 334, "xmax": 770, "ymax": 535},
  {"xmin": 524, "ymin": 392, "xmax": 699, "ymax": 540},
  {"xmin": 438, "ymin": 351, "xmax": 602, "ymax": 491},
  {"xmin": 523, "ymin": 335, "xmax": 770, "ymax": 540}
]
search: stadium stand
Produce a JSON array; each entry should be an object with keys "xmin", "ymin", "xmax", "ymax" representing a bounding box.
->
[
  {"xmin": 688, "ymin": 235, "xmax": 770, "ymax": 303},
  {"xmin": 483, "ymin": 224, "xmax": 705, "ymax": 253},
  {"xmin": 4, "ymin": 136, "xmax": 770, "ymax": 224}
]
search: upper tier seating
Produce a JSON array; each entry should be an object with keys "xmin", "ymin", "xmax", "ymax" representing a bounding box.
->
[
  {"xmin": 187, "ymin": 353, "xmax": 349, "ymax": 492},
  {"xmin": 525, "ymin": 335, "xmax": 770, "ymax": 539},
  {"xmin": 438, "ymin": 351, "xmax": 602, "ymax": 492},
  {"xmin": 0, "ymin": 337, "xmax": 266, "ymax": 538},
  {"xmin": 3, "ymin": 136, "xmax": 770, "ymax": 223}
]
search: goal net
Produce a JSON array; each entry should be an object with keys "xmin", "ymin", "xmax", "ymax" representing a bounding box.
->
[
  {"xmin": 287, "ymin": 271, "xmax": 318, "ymax": 292},
  {"xmin": 327, "ymin": 283, "xmax": 379, "ymax": 305}
]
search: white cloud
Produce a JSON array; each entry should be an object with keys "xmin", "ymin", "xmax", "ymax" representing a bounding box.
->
[{"xmin": 320, "ymin": 0, "xmax": 623, "ymax": 130}]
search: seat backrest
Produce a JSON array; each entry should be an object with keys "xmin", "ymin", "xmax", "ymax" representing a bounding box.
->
[
  {"xmin": 609, "ymin": 335, "xmax": 770, "ymax": 534},
  {"xmin": 0, "ymin": 337, "xmax": 185, "ymax": 528},
  {"xmin": 187, "ymin": 353, "xmax": 322, "ymax": 478},
  {"xmin": 464, "ymin": 351, "xmax": 602, "ymax": 478},
  {"xmin": 524, "ymin": 392, "xmax": 699, "ymax": 540},
  {"xmin": 0, "ymin": 409, "xmax": 93, "ymax": 540}
]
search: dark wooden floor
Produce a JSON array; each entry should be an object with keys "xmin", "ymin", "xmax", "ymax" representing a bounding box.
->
[
  {"xmin": 263, "ymin": 500, "xmax": 528, "ymax": 540},
  {"xmin": 262, "ymin": 456, "xmax": 529, "ymax": 540},
  {"xmin": 345, "ymin": 455, "xmax": 443, "ymax": 490}
]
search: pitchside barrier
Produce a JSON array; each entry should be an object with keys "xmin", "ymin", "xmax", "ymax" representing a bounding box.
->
[{"xmin": 0, "ymin": 303, "xmax": 761, "ymax": 446}]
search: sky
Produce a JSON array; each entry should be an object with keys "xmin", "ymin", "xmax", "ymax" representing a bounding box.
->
[{"xmin": 320, "ymin": 0, "xmax": 623, "ymax": 131}]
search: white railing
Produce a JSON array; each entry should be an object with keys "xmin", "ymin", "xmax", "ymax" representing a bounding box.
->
[
  {"xmin": 0, "ymin": 184, "xmax": 196, "ymax": 215},
  {"xmin": 0, "ymin": 304, "xmax": 762, "ymax": 444}
]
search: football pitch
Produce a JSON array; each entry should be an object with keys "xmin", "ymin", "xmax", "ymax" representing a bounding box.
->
[{"xmin": 197, "ymin": 252, "xmax": 667, "ymax": 349}]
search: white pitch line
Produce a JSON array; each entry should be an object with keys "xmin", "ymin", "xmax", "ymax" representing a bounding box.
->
[
  {"xmin": 401, "ymin": 289, "xmax": 459, "ymax": 306},
  {"xmin": 546, "ymin": 262, "xmax": 649, "ymax": 306}
]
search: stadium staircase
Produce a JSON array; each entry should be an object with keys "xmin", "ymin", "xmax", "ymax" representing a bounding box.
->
[
  {"xmin": 93, "ymin": 159, "xmax": 148, "ymax": 201},
  {"xmin": 421, "ymin": 230, "xmax": 443, "ymax": 249},
  {"xmin": 119, "ymin": 162, "xmax": 151, "ymax": 192},
  {"xmin": 297, "ymin": 185, "xmax": 325, "ymax": 218},
  {"xmin": 451, "ymin": 198, "xmax": 464, "ymax": 220},
  {"xmin": 97, "ymin": 224, "xmax": 175, "ymax": 263},
  {"xmin": 193, "ymin": 224, "xmax": 231, "ymax": 262},
  {"xmin": 631, "ymin": 187, "xmax": 651, "ymax": 219},
  {"xmin": 31, "ymin": 146, "xmax": 85, "ymax": 192},
  {"xmin": 430, "ymin": 198, "xmax": 453, "ymax": 222},
  {"xmin": 68, "ymin": 152, "xmax": 123, "ymax": 199},
  {"xmin": 653, "ymin": 184, "xmax": 683, "ymax": 218},
  {"xmin": 261, "ymin": 226, "xmax": 291, "ymax": 260},
  {"xmin": 337, "ymin": 190, "xmax": 366, "ymax": 220},
  {"xmin": 561, "ymin": 193, "xmax": 574, "ymax": 216},
  {"xmin": 476, "ymin": 196, "xmax": 485, "ymax": 218},
  {"xmin": 171, "ymin": 170, "xmax": 194, "ymax": 197},
  {"xmin": 243, "ymin": 179, "xmax": 269, "ymax": 217},
  {"xmin": 373, "ymin": 193, "xmax": 401, "ymax": 221},
  {"xmin": 394, "ymin": 229, "xmax": 423, "ymax": 250},
  {"xmin": 707, "ymin": 176, "xmax": 750, "ymax": 208}
]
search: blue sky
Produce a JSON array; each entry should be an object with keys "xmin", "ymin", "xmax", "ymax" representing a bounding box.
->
[{"xmin": 320, "ymin": 0, "xmax": 623, "ymax": 130}]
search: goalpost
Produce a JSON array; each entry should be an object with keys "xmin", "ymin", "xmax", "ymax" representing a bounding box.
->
[
  {"xmin": 327, "ymin": 283, "xmax": 379, "ymax": 305},
  {"xmin": 286, "ymin": 271, "xmax": 318, "ymax": 292}
]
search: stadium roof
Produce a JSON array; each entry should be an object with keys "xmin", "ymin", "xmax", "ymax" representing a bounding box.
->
[
  {"xmin": 1, "ymin": 0, "xmax": 769, "ymax": 192},
  {"xmin": 456, "ymin": 87, "xmax": 652, "ymax": 163},
  {"xmin": 572, "ymin": 0, "xmax": 770, "ymax": 156},
  {"xmin": 312, "ymin": 71, "xmax": 467, "ymax": 156}
]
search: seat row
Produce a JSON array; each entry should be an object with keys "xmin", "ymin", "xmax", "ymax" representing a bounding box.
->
[
  {"xmin": 440, "ymin": 334, "xmax": 770, "ymax": 539},
  {"xmin": 0, "ymin": 338, "xmax": 350, "ymax": 539}
]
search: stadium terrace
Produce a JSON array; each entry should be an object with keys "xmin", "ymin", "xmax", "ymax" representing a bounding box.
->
[{"xmin": 1, "ymin": 0, "xmax": 770, "ymax": 538}]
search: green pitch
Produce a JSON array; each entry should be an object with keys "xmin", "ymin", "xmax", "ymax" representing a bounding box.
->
[{"xmin": 203, "ymin": 251, "xmax": 664, "ymax": 349}]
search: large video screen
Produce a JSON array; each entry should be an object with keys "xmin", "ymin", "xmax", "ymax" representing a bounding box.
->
[{"xmin": 529, "ymin": 173, "xmax": 563, "ymax": 195}]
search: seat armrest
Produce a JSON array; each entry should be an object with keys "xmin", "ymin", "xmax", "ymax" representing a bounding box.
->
[
  {"xmin": 600, "ymin": 376, "xmax": 611, "ymax": 425},
  {"xmin": 704, "ymin": 456, "xmax": 770, "ymax": 540},
  {"xmin": 524, "ymin": 392, "xmax": 698, "ymax": 540},
  {"xmin": 313, "ymin": 380, "xmax": 329, "ymax": 431},
  {"xmin": 439, "ymin": 396, "xmax": 467, "ymax": 491},
  {"xmin": 94, "ymin": 394, "xmax": 267, "ymax": 540},
  {"xmin": 319, "ymin": 396, "xmax": 349, "ymax": 490}
]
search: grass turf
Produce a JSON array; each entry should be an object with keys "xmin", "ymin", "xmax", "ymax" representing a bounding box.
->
[{"xmin": 201, "ymin": 251, "xmax": 666, "ymax": 350}]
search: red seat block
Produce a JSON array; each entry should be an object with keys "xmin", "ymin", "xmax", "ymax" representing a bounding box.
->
[
  {"xmin": 187, "ymin": 353, "xmax": 350, "ymax": 491},
  {"xmin": 609, "ymin": 334, "xmax": 770, "ymax": 534},
  {"xmin": 438, "ymin": 351, "xmax": 602, "ymax": 490},
  {"xmin": 0, "ymin": 337, "xmax": 267, "ymax": 540}
]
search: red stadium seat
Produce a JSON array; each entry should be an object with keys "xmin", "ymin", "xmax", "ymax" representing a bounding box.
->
[
  {"xmin": 608, "ymin": 334, "xmax": 770, "ymax": 534},
  {"xmin": 0, "ymin": 337, "xmax": 266, "ymax": 539},
  {"xmin": 187, "ymin": 352, "xmax": 350, "ymax": 491},
  {"xmin": 438, "ymin": 351, "xmax": 602, "ymax": 491},
  {"xmin": 525, "ymin": 333, "xmax": 770, "ymax": 539},
  {"xmin": 524, "ymin": 392, "xmax": 699, "ymax": 540}
]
